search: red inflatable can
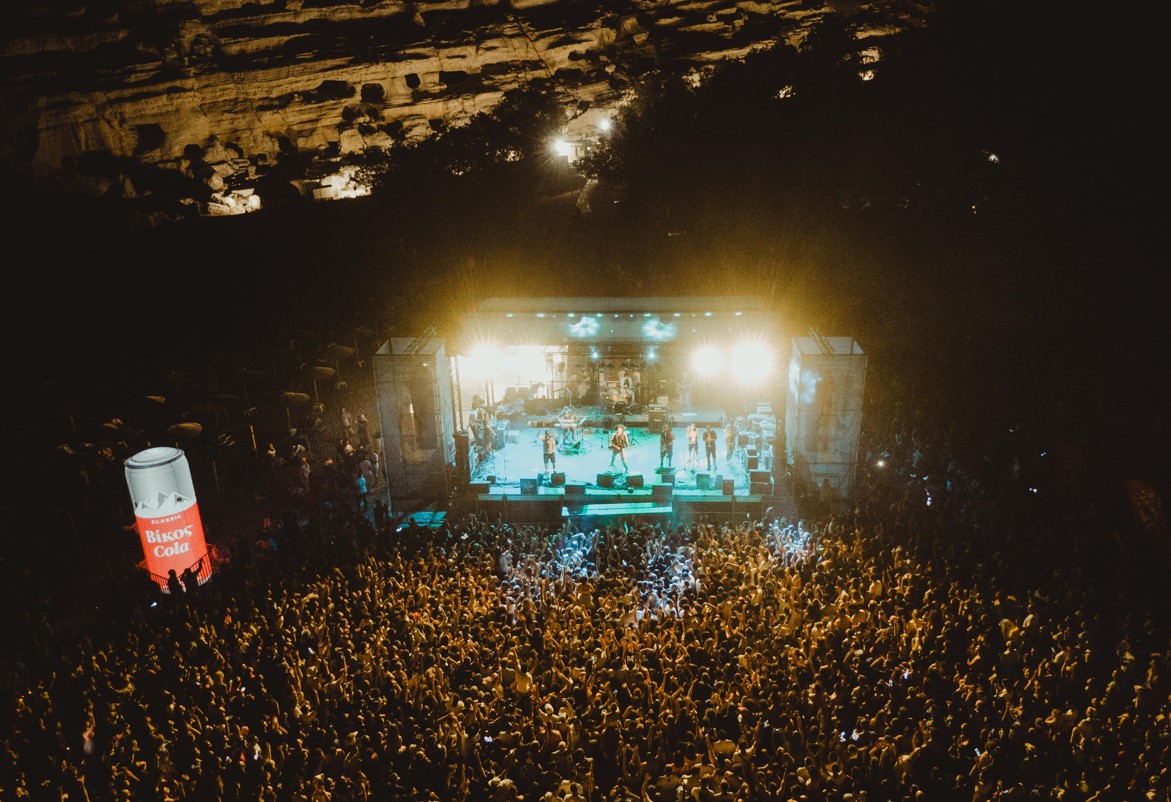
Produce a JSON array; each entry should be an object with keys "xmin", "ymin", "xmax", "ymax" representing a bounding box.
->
[{"xmin": 124, "ymin": 447, "xmax": 212, "ymax": 592}]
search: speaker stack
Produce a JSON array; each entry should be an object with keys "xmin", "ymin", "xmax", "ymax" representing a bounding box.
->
[
  {"xmin": 652, "ymin": 483, "xmax": 673, "ymax": 503},
  {"xmin": 626, "ymin": 474, "xmax": 645, "ymax": 488},
  {"xmin": 749, "ymin": 469, "xmax": 773, "ymax": 495},
  {"xmin": 597, "ymin": 473, "xmax": 615, "ymax": 488}
]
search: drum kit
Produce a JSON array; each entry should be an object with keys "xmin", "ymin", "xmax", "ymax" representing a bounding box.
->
[{"xmin": 606, "ymin": 387, "xmax": 642, "ymax": 415}]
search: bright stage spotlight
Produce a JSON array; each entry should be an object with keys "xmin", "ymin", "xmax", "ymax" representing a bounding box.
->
[
  {"xmin": 691, "ymin": 345, "xmax": 722, "ymax": 378},
  {"xmin": 463, "ymin": 342, "xmax": 503, "ymax": 377},
  {"xmin": 730, "ymin": 340, "xmax": 776, "ymax": 385}
]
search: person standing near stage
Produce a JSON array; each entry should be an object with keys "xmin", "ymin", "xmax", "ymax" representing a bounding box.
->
[
  {"xmin": 609, "ymin": 424, "xmax": 630, "ymax": 472},
  {"xmin": 659, "ymin": 424, "xmax": 675, "ymax": 469},
  {"xmin": 703, "ymin": 424, "xmax": 718, "ymax": 470},
  {"xmin": 356, "ymin": 413, "xmax": 370, "ymax": 449},
  {"xmin": 355, "ymin": 471, "xmax": 368, "ymax": 512},
  {"xmin": 542, "ymin": 429, "xmax": 557, "ymax": 475},
  {"xmin": 686, "ymin": 423, "xmax": 699, "ymax": 468}
]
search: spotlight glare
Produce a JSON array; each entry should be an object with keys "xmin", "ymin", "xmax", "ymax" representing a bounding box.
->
[
  {"xmin": 464, "ymin": 342, "xmax": 503, "ymax": 377},
  {"xmin": 730, "ymin": 340, "xmax": 775, "ymax": 385},
  {"xmin": 691, "ymin": 345, "xmax": 722, "ymax": 378}
]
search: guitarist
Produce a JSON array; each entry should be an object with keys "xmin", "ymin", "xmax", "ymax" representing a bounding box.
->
[{"xmin": 608, "ymin": 423, "xmax": 630, "ymax": 472}]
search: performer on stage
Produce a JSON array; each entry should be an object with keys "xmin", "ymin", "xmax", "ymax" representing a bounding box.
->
[
  {"xmin": 724, "ymin": 419, "xmax": 739, "ymax": 463},
  {"xmin": 470, "ymin": 409, "xmax": 495, "ymax": 469},
  {"xmin": 541, "ymin": 429, "xmax": 557, "ymax": 475},
  {"xmin": 557, "ymin": 404, "xmax": 580, "ymax": 445},
  {"xmin": 686, "ymin": 423, "xmax": 699, "ymax": 468},
  {"xmin": 659, "ymin": 424, "xmax": 675, "ymax": 469},
  {"xmin": 703, "ymin": 424, "xmax": 718, "ymax": 470},
  {"xmin": 609, "ymin": 424, "xmax": 630, "ymax": 472}
]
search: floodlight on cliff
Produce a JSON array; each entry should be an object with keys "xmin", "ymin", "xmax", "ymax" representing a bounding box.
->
[
  {"xmin": 599, "ymin": 118, "xmax": 612, "ymax": 133},
  {"xmin": 553, "ymin": 139, "xmax": 571, "ymax": 157}
]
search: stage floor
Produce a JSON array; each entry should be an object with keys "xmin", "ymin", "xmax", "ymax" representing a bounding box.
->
[{"xmin": 470, "ymin": 406, "xmax": 771, "ymax": 495}]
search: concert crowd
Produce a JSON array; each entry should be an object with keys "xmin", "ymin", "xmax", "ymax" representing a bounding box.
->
[{"xmin": 2, "ymin": 379, "xmax": 1169, "ymax": 802}]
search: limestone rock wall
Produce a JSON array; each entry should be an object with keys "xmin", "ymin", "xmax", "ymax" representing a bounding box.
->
[{"xmin": 0, "ymin": 0, "xmax": 930, "ymax": 198}]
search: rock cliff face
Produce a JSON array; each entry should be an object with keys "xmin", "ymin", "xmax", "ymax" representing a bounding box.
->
[{"xmin": 1, "ymin": 0, "xmax": 930, "ymax": 201}]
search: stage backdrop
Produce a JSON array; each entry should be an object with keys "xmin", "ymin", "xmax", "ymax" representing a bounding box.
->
[
  {"xmin": 784, "ymin": 335, "xmax": 867, "ymax": 501},
  {"xmin": 373, "ymin": 336, "xmax": 456, "ymax": 517}
]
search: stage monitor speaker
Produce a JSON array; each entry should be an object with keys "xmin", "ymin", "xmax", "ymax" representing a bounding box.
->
[
  {"xmin": 565, "ymin": 483, "xmax": 586, "ymax": 496},
  {"xmin": 696, "ymin": 472, "xmax": 719, "ymax": 490},
  {"xmin": 722, "ymin": 478, "xmax": 735, "ymax": 496},
  {"xmin": 750, "ymin": 481, "xmax": 773, "ymax": 495},
  {"xmin": 469, "ymin": 482, "xmax": 491, "ymax": 495},
  {"xmin": 750, "ymin": 470, "xmax": 772, "ymax": 484},
  {"xmin": 520, "ymin": 478, "xmax": 539, "ymax": 495},
  {"xmin": 652, "ymin": 483, "xmax": 673, "ymax": 503},
  {"xmin": 626, "ymin": 474, "xmax": 644, "ymax": 488},
  {"xmin": 647, "ymin": 411, "xmax": 667, "ymax": 433},
  {"xmin": 550, "ymin": 472, "xmax": 566, "ymax": 486},
  {"xmin": 597, "ymin": 473, "xmax": 615, "ymax": 488}
]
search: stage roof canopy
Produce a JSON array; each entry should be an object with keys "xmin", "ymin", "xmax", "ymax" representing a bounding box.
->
[{"xmin": 461, "ymin": 296, "xmax": 782, "ymax": 350}]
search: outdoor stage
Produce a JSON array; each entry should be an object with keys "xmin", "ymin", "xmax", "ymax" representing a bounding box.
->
[
  {"xmin": 376, "ymin": 296, "xmax": 806, "ymax": 525},
  {"xmin": 466, "ymin": 404, "xmax": 784, "ymax": 525}
]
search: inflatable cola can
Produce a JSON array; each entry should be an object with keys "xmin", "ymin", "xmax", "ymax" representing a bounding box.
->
[{"xmin": 124, "ymin": 446, "xmax": 212, "ymax": 592}]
